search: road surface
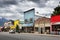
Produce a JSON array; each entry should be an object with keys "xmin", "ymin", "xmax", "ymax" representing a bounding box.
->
[{"xmin": 0, "ymin": 32, "xmax": 60, "ymax": 40}]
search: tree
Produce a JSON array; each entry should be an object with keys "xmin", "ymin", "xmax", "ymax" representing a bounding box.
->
[
  {"xmin": 52, "ymin": 5, "xmax": 60, "ymax": 16},
  {"xmin": 16, "ymin": 25, "xmax": 19, "ymax": 32}
]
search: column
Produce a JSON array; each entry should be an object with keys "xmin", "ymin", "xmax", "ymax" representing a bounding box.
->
[{"xmin": 38, "ymin": 27, "xmax": 41, "ymax": 34}]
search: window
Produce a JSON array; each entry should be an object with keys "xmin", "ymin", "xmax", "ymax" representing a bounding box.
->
[
  {"xmin": 52, "ymin": 25, "xmax": 60, "ymax": 31},
  {"xmin": 25, "ymin": 19, "xmax": 28, "ymax": 24},
  {"xmin": 30, "ymin": 18, "xmax": 33, "ymax": 23}
]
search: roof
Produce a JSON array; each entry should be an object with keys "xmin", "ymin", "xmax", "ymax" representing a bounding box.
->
[
  {"xmin": 24, "ymin": 8, "xmax": 35, "ymax": 13},
  {"xmin": 22, "ymin": 23, "xmax": 33, "ymax": 27},
  {"xmin": 35, "ymin": 17, "xmax": 50, "ymax": 24}
]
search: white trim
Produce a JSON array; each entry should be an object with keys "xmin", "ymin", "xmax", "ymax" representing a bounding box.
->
[{"xmin": 54, "ymin": 22, "xmax": 60, "ymax": 25}]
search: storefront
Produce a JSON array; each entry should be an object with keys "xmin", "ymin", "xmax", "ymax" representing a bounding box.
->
[
  {"xmin": 22, "ymin": 24, "xmax": 34, "ymax": 33},
  {"xmin": 22, "ymin": 8, "xmax": 35, "ymax": 33},
  {"xmin": 51, "ymin": 15, "xmax": 60, "ymax": 35},
  {"xmin": 35, "ymin": 17, "xmax": 50, "ymax": 34}
]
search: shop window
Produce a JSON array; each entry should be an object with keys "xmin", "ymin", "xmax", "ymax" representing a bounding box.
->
[
  {"xmin": 52, "ymin": 25, "xmax": 60, "ymax": 31},
  {"xmin": 30, "ymin": 18, "xmax": 33, "ymax": 23},
  {"xmin": 25, "ymin": 19, "xmax": 28, "ymax": 24}
]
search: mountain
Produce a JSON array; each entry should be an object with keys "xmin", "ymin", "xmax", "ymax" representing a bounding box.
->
[{"xmin": 0, "ymin": 17, "xmax": 8, "ymax": 27}]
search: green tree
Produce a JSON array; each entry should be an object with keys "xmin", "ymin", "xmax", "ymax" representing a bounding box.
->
[
  {"xmin": 52, "ymin": 5, "xmax": 60, "ymax": 16},
  {"xmin": 16, "ymin": 25, "xmax": 19, "ymax": 32}
]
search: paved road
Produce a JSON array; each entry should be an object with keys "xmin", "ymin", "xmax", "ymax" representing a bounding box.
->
[{"xmin": 0, "ymin": 32, "xmax": 60, "ymax": 40}]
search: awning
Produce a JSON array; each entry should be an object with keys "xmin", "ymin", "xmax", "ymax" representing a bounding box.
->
[
  {"xmin": 51, "ymin": 15, "xmax": 60, "ymax": 23},
  {"xmin": 22, "ymin": 23, "xmax": 33, "ymax": 27}
]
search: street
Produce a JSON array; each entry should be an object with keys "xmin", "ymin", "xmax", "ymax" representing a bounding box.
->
[{"xmin": 0, "ymin": 32, "xmax": 60, "ymax": 40}]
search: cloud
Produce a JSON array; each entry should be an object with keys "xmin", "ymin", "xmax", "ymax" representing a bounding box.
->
[
  {"xmin": 28, "ymin": 0, "xmax": 48, "ymax": 7},
  {"xmin": 35, "ymin": 7, "xmax": 54, "ymax": 14},
  {"xmin": 0, "ymin": 13, "xmax": 14, "ymax": 17},
  {"xmin": 0, "ymin": 5, "xmax": 24, "ymax": 20},
  {"xmin": 0, "ymin": 0, "xmax": 18, "ymax": 7},
  {"xmin": 45, "ymin": 0, "xmax": 60, "ymax": 8},
  {"xmin": 0, "ymin": 0, "xmax": 60, "ymax": 20},
  {"xmin": 28, "ymin": 0, "xmax": 40, "ymax": 3}
]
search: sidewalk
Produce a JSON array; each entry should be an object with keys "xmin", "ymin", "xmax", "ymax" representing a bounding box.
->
[
  {"xmin": 33, "ymin": 33, "xmax": 60, "ymax": 37},
  {"xmin": 20, "ymin": 32, "xmax": 60, "ymax": 37}
]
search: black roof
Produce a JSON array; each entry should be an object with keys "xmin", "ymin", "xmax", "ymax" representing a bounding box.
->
[{"xmin": 24, "ymin": 8, "xmax": 35, "ymax": 13}]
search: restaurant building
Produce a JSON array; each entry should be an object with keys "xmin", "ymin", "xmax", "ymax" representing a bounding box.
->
[{"xmin": 51, "ymin": 15, "xmax": 60, "ymax": 34}]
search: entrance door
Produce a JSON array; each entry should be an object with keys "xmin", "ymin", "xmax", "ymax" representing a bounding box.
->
[
  {"xmin": 45, "ymin": 27, "xmax": 50, "ymax": 34},
  {"xmin": 41, "ymin": 28, "xmax": 43, "ymax": 34}
]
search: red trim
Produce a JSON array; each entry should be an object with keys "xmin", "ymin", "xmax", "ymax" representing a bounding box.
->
[{"xmin": 51, "ymin": 15, "xmax": 60, "ymax": 23}]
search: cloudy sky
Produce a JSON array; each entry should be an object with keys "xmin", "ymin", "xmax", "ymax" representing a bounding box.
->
[{"xmin": 0, "ymin": 0, "xmax": 60, "ymax": 21}]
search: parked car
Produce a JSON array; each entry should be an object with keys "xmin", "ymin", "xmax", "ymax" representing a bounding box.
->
[{"xmin": 9, "ymin": 30, "xmax": 15, "ymax": 34}]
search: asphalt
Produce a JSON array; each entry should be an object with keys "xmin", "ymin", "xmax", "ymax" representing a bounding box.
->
[{"xmin": 0, "ymin": 32, "xmax": 60, "ymax": 40}]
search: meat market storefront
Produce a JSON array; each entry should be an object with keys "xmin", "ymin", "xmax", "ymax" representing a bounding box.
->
[{"xmin": 51, "ymin": 15, "xmax": 60, "ymax": 35}]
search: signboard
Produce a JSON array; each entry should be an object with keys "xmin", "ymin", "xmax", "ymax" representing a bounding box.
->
[
  {"xmin": 23, "ymin": 8, "xmax": 35, "ymax": 27},
  {"xmin": 51, "ymin": 15, "xmax": 60, "ymax": 23}
]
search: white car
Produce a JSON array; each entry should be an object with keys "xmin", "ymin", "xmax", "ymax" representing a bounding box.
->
[{"xmin": 9, "ymin": 30, "xmax": 15, "ymax": 34}]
